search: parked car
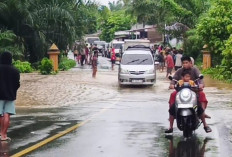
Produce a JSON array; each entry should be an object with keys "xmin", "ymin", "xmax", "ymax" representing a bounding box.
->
[{"xmin": 118, "ymin": 49, "xmax": 156, "ymax": 86}]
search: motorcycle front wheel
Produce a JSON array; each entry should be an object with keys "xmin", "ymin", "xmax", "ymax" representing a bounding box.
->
[{"xmin": 182, "ymin": 117, "xmax": 193, "ymax": 138}]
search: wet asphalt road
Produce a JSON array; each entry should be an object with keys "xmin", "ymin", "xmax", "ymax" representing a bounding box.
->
[{"xmin": 3, "ymin": 55, "xmax": 232, "ymax": 157}]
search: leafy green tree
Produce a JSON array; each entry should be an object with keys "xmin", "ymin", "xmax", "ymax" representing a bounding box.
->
[
  {"xmin": 183, "ymin": 29, "xmax": 204, "ymax": 60},
  {"xmin": 100, "ymin": 10, "xmax": 135, "ymax": 42},
  {"xmin": 126, "ymin": 0, "xmax": 210, "ymax": 36},
  {"xmin": 197, "ymin": 0, "xmax": 232, "ymax": 65},
  {"xmin": 98, "ymin": 5, "xmax": 111, "ymax": 30},
  {"xmin": 0, "ymin": 0, "xmax": 99, "ymax": 63}
]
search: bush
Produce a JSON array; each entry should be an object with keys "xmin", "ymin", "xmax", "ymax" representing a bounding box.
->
[
  {"xmin": 39, "ymin": 58, "xmax": 53, "ymax": 75},
  {"xmin": 31, "ymin": 61, "xmax": 41, "ymax": 70},
  {"xmin": 59, "ymin": 57, "xmax": 76, "ymax": 71},
  {"xmin": 13, "ymin": 60, "xmax": 33, "ymax": 73},
  {"xmin": 202, "ymin": 66, "xmax": 232, "ymax": 83}
]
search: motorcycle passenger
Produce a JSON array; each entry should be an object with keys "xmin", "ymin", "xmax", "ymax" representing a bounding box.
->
[{"xmin": 165, "ymin": 56, "xmax": 212, "ymax": 133}]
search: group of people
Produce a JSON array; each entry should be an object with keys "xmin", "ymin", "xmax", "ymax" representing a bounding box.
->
[
  {"xmin": 152, "ymin": 45, "xmax": 186, "ymax": 78},
  {"xmin": 72, "ymin": 44, "xmax": 117, "ymax": 77},
  {"xmin": 71, "ymin": 44, "xmax": 99, "ymax": 78},
  {"xmin": 73, "ymin": 44, "xmax": 92, "ymax": 66}
]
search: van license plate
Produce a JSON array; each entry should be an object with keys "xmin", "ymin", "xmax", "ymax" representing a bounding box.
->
[{"xmin": 132, "ymin": 79, "xmax": 143, "ymax": 83}]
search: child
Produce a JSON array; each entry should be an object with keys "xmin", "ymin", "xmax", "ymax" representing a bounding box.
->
[{"xmin": 177, "ymin": 69, "xmax": 195, "ymax": 87}]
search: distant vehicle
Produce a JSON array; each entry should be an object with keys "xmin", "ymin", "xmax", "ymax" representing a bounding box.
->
[
  {"xmin": 111, "ymin": 41, "xmax": 124, "ymax": 61},
  {"xmin": 85, "ymin": 37, "xmax": 100, "ymax": 47},
  {"xmin": 118, "ymin": 49, "xmax": 156, "ymax": 86},
  {"xmin": 124, "ymin": 39, "xmax": 150, "ymax": 51},
  {"xmin": 93, "ymin": 41, "xmax": 106, "ymax": 55}
]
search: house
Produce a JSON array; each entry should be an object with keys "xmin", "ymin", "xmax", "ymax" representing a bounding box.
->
[{"xmin": 114, "ymin": 24, "xmax": 163, "ymax": 44}]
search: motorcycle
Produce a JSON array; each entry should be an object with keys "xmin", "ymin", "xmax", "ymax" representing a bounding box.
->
[{"xmin": 168, "ymin": 75, "xmax": 204, "ymax": 138}]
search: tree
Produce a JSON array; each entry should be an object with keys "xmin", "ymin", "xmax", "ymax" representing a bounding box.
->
[
  {"xmin": 126, "ymin": 0, "xmax": 210, "ymax": 36},
  {"xmin": 0, "ymin": 0, "xmax": 99, "ymax": 62},
  {"xmin": 197, "ymin": 0, "xmax": 232, "ymax": 65},
  {"xmin": 0, "ymin": 30, "xmax": 25, "ymax": 59},
  {"xmin": 108, "ymin": 0, "xmax": 123, "ymax": 11},
  {"xmin": 100, "ymin": 10, "xmax": 135, "ymax": 42}
]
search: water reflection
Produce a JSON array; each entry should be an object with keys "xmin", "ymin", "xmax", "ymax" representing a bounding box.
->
[
  {"xmin": 165, "ymin": 135, "xmax": 212, "ymax": 157},
  {"xmin": 0, "ymin": 141, "xmax": 10, "ymax": 157}
]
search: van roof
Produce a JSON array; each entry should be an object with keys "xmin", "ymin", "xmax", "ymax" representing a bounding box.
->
[
  {"xmin": 124, "ymin": 39, "xmax": 150, "ymax": 43},
  {"xmin": 123, "ymin": 50, "xmax": 152, "ymax": 55},
  {"xmin": 112, "ymin": 41, "xmax": 124, "ymax": 44}
]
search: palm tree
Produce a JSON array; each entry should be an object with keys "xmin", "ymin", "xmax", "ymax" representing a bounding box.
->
[{"xmin": 0, "ymin": 0, "xmax": 99, "ymax": 62}]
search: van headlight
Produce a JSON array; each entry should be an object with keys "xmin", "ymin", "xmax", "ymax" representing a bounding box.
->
[
  {"xmin": 121, "ymin": 69, "xmax": 129, "ymax": 74},
  {"xmin": 145, "ymin": 69, "xmax": 154, "ymax": 74}
]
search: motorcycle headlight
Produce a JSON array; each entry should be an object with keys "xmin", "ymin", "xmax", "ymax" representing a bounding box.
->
[
  {"xmin": 180, "ymin": 89, "xmax": 192, "ymax": 102},
  {"xmin": 121, "ymin": 69, "xmax": 129, "ymax": 74}
]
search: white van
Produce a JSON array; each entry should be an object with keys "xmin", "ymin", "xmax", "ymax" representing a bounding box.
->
[
  {"xmin": 85, "ymin": 37, "xmax": 100, "ymax": 47},
  {"xmin": 118, "ymin": 49, "xmax": 156, "ymax": 86}
]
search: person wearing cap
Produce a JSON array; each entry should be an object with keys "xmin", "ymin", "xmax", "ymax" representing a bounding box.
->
[{"xmin": 0, "ymin": 52, "xmax": 20, "ymax": 141}]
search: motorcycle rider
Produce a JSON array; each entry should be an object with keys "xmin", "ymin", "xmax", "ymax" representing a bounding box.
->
[{"xmin": 165, "ymin": 56, "xmax": 212, "ymax": 133}]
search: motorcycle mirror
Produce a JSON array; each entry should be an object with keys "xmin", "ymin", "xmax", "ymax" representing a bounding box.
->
[
  {"xmin": 199, "ymin": 74, "xmax": 204, "ymax": 79},
  {"xmin": 168, "ymin": 76, "xmax": 173, "ymax": 80}
]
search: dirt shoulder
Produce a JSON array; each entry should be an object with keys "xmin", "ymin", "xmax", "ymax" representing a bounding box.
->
[{"xmin": 16, "ymin": 70, "xmax": 119, "ymax": 108}]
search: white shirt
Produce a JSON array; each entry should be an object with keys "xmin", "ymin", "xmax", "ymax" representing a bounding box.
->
[{"xmin": 175, "ymin": 54, "xmax": 182, "ymax": 66}]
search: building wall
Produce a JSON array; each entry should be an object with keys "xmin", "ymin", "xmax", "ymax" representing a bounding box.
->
[{"xmin": 147, "ymin": 28, "xmax": 163, "ymax": 43}]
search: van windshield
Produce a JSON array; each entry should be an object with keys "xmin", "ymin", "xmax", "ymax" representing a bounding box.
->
[
  {"xmin": 113, "ymin": 44, "xmax": 123, "ymax": 49},
  {"xmin": 121, "ymin": 54, "xmax": 153, "ymax": 65},
  {"xmin": 87, "ymin": 38, "xmax": 99, "ymax": 44}
]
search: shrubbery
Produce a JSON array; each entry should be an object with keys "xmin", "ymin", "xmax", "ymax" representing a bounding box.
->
[
  {"xmin": 39, "ymin": 58, "xmax": 53, "ymax": 75},
  {"xmin": 59, "ymin": 57, "xmax": 76, "ymax": 71},
  {"xmin": 202, "ymin": 66, "xmax": 232, "ymax": 83},
  {"xmin": 13, "ymin": 60, "xmax": 33, "ymax": 73},
  {"xmin": 31, "ymin": 61, "xmax": 41, "ymax": 70}
]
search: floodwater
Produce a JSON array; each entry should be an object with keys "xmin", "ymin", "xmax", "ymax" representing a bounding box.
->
[{"xmin": 5, "ymin": 56, "xmax": 232, "ymax": 157}]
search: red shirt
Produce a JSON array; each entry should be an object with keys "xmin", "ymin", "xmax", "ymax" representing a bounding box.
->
[
  {"xmin": 111, "ymin": 54, "xmax": 116, "ymax": 61},
  {"xmin": 166, "ymin": 54, "xmax": 174, "ymax": 68}
]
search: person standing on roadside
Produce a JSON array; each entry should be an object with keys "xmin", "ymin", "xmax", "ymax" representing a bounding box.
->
[
  {"xmin": 111, "ymin": 52, "xmax": 116, "ymax": 70},
  {"xmin": 80, "ymin": 44, "xmax": 86, "ymax": 66},
  {"xmin": 85, "ymin": 44, "xmax": 89, "ymax": 64},
  {"xmin": 165, "ymin": 51, "xmax": 174, "ymax": 78},
  {"xmin": 65, "ymin": 44, "xmax": 69, "ymax": 57},
  {"xmin": 73, "ymin": 46, "xmax": 78, "ymax": 62},
  {"xmin": 92, "ymin": 50, "xmax": 98, "ymax": 78},
  {"xmin": 0, "ymin": 52, "xmax": 20, "ymax": 141},
  {"xmin": 111, "ymin": 47, "xmax": 116, "ymax": 70},
  {"xmin": 158, "ymin": 51, "xmax": 165, "ymax": 72},
  {"xmin": 174, "ymin": 50, "xmax": 183, "ymax": 71}
]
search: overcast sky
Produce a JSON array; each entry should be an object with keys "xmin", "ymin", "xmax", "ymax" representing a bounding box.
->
[{"xmin": 96, "ymin": 0, "xmax": 118, "ymax": 6}]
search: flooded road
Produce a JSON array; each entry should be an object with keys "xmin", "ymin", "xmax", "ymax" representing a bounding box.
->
[{"xmin": 4, "ymin": 56, "xmax": 232, "ymax": 157}]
